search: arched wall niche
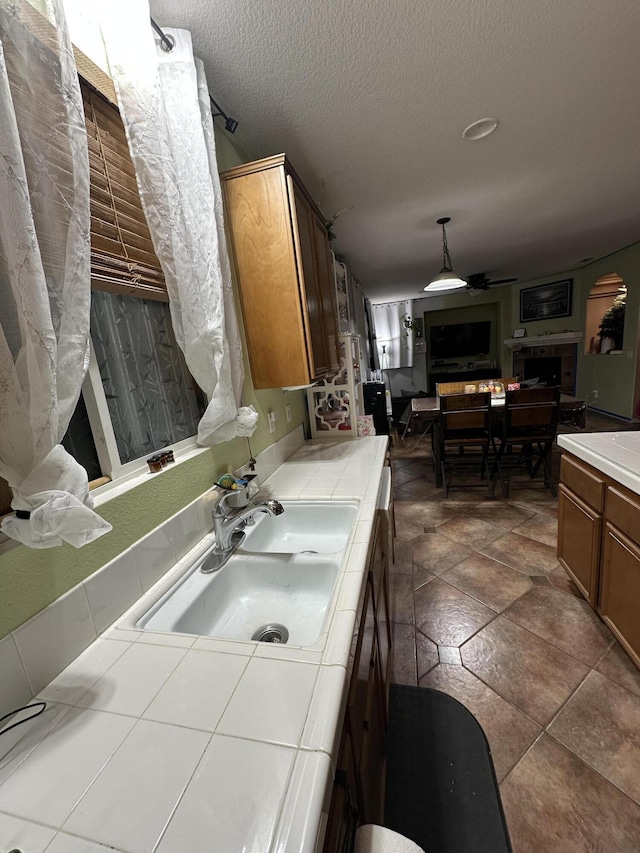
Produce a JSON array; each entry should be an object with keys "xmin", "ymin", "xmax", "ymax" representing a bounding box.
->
[{"xmin": 584, "ymin": 272, "xmax": 626, "ymax": 354}]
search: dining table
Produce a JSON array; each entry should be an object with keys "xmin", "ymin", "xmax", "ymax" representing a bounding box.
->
[{"xmin": 400, "ymin": 392, "xmax": 584, "ymax": 488}]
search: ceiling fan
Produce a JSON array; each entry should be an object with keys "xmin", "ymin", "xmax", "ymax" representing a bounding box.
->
[{"xmin": 466, "ymin": 272, "xmax": 518, "ymax": 291}]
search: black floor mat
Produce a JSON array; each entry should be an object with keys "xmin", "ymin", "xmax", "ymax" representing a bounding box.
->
[{"xmin": 384, "ymin": 684, "xmax": 512, "ymax": 853}]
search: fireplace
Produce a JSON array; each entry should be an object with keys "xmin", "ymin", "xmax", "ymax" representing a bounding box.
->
[
  {"xmin": 512, "ymin": 343, "xmax": 577, "ymax": 395},
  {"xmin": 523, "ymin": 356, "xmax": 562, "ymax": 387}
]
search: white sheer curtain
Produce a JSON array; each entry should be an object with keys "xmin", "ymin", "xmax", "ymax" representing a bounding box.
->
[
  {"xmin": 100, "ymin": 2, "xmax": 258, "ymax": 445},
  {"xmin": 0, "ymin": 0, "xmax": 111, "ymax": 548},
  {"xmin": 371, "ymin": 300, "xmax": 415, "ymax": 369}
]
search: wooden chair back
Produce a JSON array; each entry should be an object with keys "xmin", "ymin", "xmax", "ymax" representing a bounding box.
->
[
  {"xmin": 504, "ymin": 386, "xmax": 560, "ymax": 435},
  {"xmin": 439, "ymin": 392, "xmax": 492, "ymax": 436}
]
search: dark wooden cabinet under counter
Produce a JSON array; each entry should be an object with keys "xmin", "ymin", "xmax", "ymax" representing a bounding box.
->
[{"xmin": 558, "ymin": 450, "xmax": 640, "ymax": 670}]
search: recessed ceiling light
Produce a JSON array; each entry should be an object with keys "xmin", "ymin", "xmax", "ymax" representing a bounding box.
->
[{"xmin": 462, "ymin": 117, "xmax": 500, "ymax": 141}]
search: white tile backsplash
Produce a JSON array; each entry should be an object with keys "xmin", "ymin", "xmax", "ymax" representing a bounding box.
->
[
  {"xmin": 14, "ymin": 585, "xmax": 97, "ymax": 696},
  {"xmin": 83, "ymin": 549, "xmax": 143, "ymax": 634},
  {"xmin": 169, "ymin": 500, "xmax": 203, "ymax": 560},
  {"xmin": 0, "ymin": 633, "xmax": 31, "ymax": 718},
  {"xmin": 134, "ymin": 523, "xmax": 176, "ymax": 592}
]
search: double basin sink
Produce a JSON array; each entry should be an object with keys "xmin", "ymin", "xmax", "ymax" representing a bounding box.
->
[{"xmin": 136, "ymin": 500, "xmax": 359, "ymax": 647}]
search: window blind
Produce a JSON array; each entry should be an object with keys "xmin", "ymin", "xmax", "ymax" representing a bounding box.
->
[{"xmin": 81, "ymin": 81, "xmax": 168, "ymax": 302}]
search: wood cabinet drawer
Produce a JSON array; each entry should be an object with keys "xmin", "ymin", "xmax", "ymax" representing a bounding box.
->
[
  {"xmin": 600, "ymin": 523, "xmax": 640, "ymax": 667},
  {"xmin": 606, "ymin": 486, "xmax": 640, "ymax": 545},
  {"xmin": 560, "ymin": 454, "xmax": 606, "ymax": 512}
]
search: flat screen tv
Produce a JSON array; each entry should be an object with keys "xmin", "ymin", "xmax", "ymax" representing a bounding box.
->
[{"xmin": 429, "ymin": 321, "xmax": 491, "ymax": 359}]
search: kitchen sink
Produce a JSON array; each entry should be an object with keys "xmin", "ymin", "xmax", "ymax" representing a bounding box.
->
[
  {"xmin": 239, "ymin": 500, "xmax": 358, "ymax": 554},
  {"xmin": 135, "ymin": 499, "xmax": 359, "ymax": 646}
]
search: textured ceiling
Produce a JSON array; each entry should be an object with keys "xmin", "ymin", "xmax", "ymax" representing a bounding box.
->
[{"xmin": 150, "ymin": 0, "xmax": 640, "ymax": 302}]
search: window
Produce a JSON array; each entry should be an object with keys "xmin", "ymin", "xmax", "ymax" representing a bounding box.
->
[
  {"xmin": 0, "ymin": 72, "xmax": 204, "ymax": 519},
  {"xmin": 73, "ymin": 81, "xmax": 205, "ymax": 480}
]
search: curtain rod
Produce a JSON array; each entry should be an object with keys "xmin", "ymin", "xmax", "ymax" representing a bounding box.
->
[{"xmin": 150, "ymin": 16, "xmax": 238, "ymax": 133}]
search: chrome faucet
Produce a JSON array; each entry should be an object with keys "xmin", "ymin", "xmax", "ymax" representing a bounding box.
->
[{"xmin": 202, "ymin": 490, "xmax": 284, "ymax": 573}]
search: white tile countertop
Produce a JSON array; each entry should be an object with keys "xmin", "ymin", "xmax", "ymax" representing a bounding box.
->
[
  {"xmin": 557, "ymin": 432, "xmax": 640, "ymax": 495},
  {"xmin": 0, "ymin": 436, "xmax": 389, "ymax": 853}
]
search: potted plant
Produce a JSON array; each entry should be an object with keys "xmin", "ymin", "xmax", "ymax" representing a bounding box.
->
[{"xmin": 598, "ymin": 291, "xmax": 626, "ymax": 352}]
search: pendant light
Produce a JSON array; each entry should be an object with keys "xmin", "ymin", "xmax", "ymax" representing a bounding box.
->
[{"xmin": 424, "ymin": 217, "xmax": 467, "ymax": 292}]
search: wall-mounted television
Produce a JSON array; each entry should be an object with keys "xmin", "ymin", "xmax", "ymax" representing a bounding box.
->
[{"xmin": 429, "ymin": 321, "xmax": 491, "ymax": 359}]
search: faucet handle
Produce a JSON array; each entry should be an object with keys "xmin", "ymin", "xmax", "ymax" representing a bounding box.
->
[{"xmin": 211, "ymin": 488, "xmax": 237, "ymax": 517}]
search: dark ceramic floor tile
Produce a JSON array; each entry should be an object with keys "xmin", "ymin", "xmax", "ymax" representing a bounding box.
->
[
  {"xmin": 392, "ymin": 468, "xmax": 422, "ymax": 487},
  {"xmin": 394, "ymin": 517, "xmax": 424, "ymax": 541},
  {"xmin": 391, "ymin": 539, "xmax": 413, "ymax": 576},
  {"xmin": 549, "ymin": 670, "xmax": 640, "ymax": 805},
  {"xmin": 393, "ymin": 500, "xmax": 456, "ymax": 529},
  {"xmin": 438, "ymin": 646, "xmax": 462, "ymax": 665},
  {"xmin": 461, "ymin": 616, "xmax": 589, "ymax": 725},
  {"xmin": 503, "ymin": 586, "xmax": 612, "ymax": 667},
  {"xmin": 548, "ymin": 564, "xmax": 583, "ymax": 598},
  {"xmin": 463, "ymin": 501, "xmax": 536, "ymax": 530},
  {"xmin": 437, "ymin": 515, "xmax": 506, "ymax": 549},
  {"xmin": 596, "ymin": 643, "xmax": 640, "ymax": 698},
  {"xmin": 500, "ymin": 734, "xmax": 640, "ymax": 853},
  {"xmin": 414, "ymin": 577, "xmax": 496, "ymax": 647},
  {"xmin": 420, "ymin": 664, "xmax": 541, "ymax": 782},
  {"xmin": 480, "ymin": 530, "xmax": 560, "ymax": 575},
  {"xmin": 512, "ymin": 513, "xmax": 558, "ymax": 548},
  {"xmin": 511, "ymin": 498, "xmax": 559, "ymax": 519},
  {"xmin": 442, "ymin": 552, "xmax": 532, "ymax": 612},
  {"xmin": 413, "ymin": 566, "xmax": 435, "ymax": 591},
  {"xmin": 390, "ymin": 623, "xmax": 417, "ymax": 686},
  {"xmin": 416, "ymin": 630, "xmax": 439, "ymax": 678},
  {"xmin": 390, "ymin": 573, "xmax": 415, "ymax": 626},
  {"xmin": 412, "ymin": 532, "xmax": 471, "ymax": 576},
  {"xmin": 507, "ymin": 488, "xmax": 558, "ymax": 509},
  {"xmin": 397, "ymin": 478, "xmax": 442, "ymax": 499},
  {"xmin": 530, "ymin": 574, "xmax": 552, "ymax": 586}
]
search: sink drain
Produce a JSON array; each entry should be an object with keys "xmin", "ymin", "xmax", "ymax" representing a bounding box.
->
[{"xmin": 251, "ymin": 623, "xmax": 289, "ymax": 644}]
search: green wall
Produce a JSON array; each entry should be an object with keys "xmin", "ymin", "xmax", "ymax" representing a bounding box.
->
[
  {"xmin": 510, "ymin": 243, "xmax": 640, "ymax": 419},
  {"xmin": 0, "ymin": 125, "xmax": 309, "ymax": 640}
]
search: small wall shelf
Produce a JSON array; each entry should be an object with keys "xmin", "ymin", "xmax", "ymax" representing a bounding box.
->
[{"xmin": 307, "ymin": 335, "xmax": 363, "ymax": 439}]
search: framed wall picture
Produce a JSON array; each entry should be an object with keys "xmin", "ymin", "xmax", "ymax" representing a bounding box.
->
[{"xmin": 520, "ymin": 279, "xmax": 572, "ymax": 323}]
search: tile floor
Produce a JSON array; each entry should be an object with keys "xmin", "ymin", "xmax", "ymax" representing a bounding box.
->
[{"xmin": 388, "ymin": 419, "xmax": 640, "ymax": 852}]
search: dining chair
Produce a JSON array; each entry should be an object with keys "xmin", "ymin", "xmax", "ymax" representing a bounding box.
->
[
  {"xmin": 494, "ymin": 386, "xmax": 561, "ymax": 497},
  {"xmin": 437, "ymin": 392, "xmax": 502, "ymax": 498}
]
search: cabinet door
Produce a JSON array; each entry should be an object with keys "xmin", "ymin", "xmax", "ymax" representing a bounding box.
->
[
  {"xmin": 557, "ymin": 485, "xmax": 602, "ymax": 605},
  {"xmin": 323, "ymin": 730, "xmax": 359, "ymax": 853},
  {"xmin": 311, "ymin": 214, "xmax": 339, "ymax": 373},
  {"xmin": 288, "ymin": 177, "xmax": 330, "ymax": 378},
  {"xmin": 600, "ymin": 523, "xmax": 640, "ymax": 668},
  {"xmin": 347, "ymin": 576, "xmax": 376, "ymax": 773},
  {"xmin": 357, "ymin": 636, "xmax": 387, "ymax": 826}
]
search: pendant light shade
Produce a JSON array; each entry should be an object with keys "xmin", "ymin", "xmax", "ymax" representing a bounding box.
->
[{"xmin": 425, "ymin": 217, "xmax": 467, "ymax": 292}]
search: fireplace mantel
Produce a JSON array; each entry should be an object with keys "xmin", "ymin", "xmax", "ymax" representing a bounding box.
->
[{"xmin": 504, "ymin": 331, "xmax": 583, "ymax": 349}]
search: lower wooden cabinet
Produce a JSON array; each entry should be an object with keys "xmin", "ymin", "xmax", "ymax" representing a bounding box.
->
[
  {"xmin": 558, "ymin": 451, "xmax": 640, "ymax": 671},
  {"xmin": 600, "ymin": 524, "xmax": 640, "ymax": 669},
  {"xmin": 557, "ymin": 484, "xmax": 602, "ymax": 605},
  {"xmin": 323, "ymin": 518, "xmax": 392, "ymax": 849}
]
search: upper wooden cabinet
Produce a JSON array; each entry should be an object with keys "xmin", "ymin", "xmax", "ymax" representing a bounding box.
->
[{"xmin": 221, "ymin": 155, "xmax": 339, "ymax": 389}]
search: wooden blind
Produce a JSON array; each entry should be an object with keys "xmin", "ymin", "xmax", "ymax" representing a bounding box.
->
[{"xmin": 81, "ymin": 81, "xmax": 168, "ymax": 302}]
